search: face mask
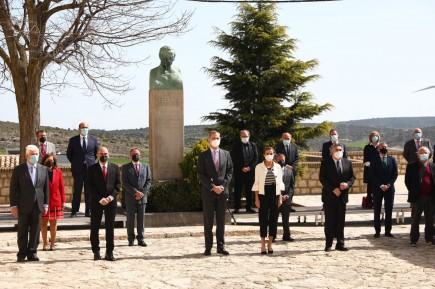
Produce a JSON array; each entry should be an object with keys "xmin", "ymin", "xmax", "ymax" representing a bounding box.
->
[
  {"xmin": 80, "ymin": 128, "xmax": 89, "ymax": 136},
  {"xmin": 99, "ymin": 155, "xmax": 108, "ymax": 163},
  {"xmin": 45, "ymin": 161, "xmax": 53, "ymax": 168},
  {"xmin": 333, "ymin": 151, "xmax": 343, "ymax": 160},
  {"xmin": 330, "ymin": 135, "xmax": 338, "ymax": 142},
  {"xmin": 279, "ymin": 161, "xmax": 285, "ymax": 168},
  {"xmin": 39, "ymin": 137, "xmax": 46, "ymax": 143},
  {"xmin": 379, "ymin": 148, "xmax": 388, "ymax": 154},
  {"xmin": 241, "ymin": 137, "xmax": 249, "ymax": 144},
  {"xmin": 29, "ymin": 154, "xmax": 39, "ymax": 164},
  {"xmin": 132, "ymin": 154, "xmax": 140, "ymax": 162},
  {"xmin": 265, "ymin": 155, "xmax": 274, "ymax": 162},
  {"xmin": 415, "ymin": 133, "xmax": 422, "ymax": 140},
  {"xmin": 420, "ymin": 153, "xmax": 429, "ymax": 161},
  {"xmin": 211, "ymin": 139, "xmax": 220, "ymax": 147},
  {"xmin": 371, "ymin": 136, "xmax": 379, "ymax": 143},
  {"xmin": 283, "ymin": 140, "xmax": 291, "ymax": 146}
]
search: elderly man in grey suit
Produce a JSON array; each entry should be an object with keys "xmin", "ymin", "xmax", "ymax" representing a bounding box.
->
[
  {"xmin": 197, "ymin": 131, "xmax": 233, "ymax": 256},
  {"xmin": 35, "ymin": 129, "xmax": 56, "ymax": 159},
  {"xmin": 122, "ymin": 148, "xmax": 151, "ymax": 247},
  {"xmin": 10, "ymin": 145, "xmax": 49, "ymax": 262}
]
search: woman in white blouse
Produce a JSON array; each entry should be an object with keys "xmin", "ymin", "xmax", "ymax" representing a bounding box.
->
[{"xmin": 253, "ymin": 147, "xmax": 284, "ymax": 254}]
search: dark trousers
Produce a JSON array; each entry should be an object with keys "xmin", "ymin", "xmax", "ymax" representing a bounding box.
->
[
  {"xmin": 90, "ymin": 202, "xmax": 116, "ymax": 254},
  {"xmin": 233, "ymin": 170, "xmax": 254, "ymax": 210},
  {"xmin": 17, "ymin": 202, "xmax": 42, "ymax": 258},
  {"xmin": 324, "ymin": 199, "xmax": 346, "ymax": 248},
  {"xmin": 258, "ymin": 185, "xmax": 278, "ymax": 238},
  {"xmin": 72, "ymin": 165, "xmax": 90, "ymax": 213},
  {"xmin": 126, "ymin": 203, "xmax": 146, "ymax": 242},
  {"xmin": 276, "ymin": 203, "xmax": 291, "ymax": 238},
  {"xmin": 410, "ymin": 196, "xmax": 434, "ymax": 243},
  {"xmin": 202, "ymin": 196, "xmax": 226, "ymax": 250},
  {"xmin": 373, "ymin": 190, "xmax": 395, "ymax": 234},
  {"xmin": 366, "ymin": 182, "xmax": 373, "ymax": 205}
]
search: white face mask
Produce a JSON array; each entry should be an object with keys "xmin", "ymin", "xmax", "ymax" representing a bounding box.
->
[
  {"xmin": 333, "ymin": 151, "xmax": 343, "ymax": 160},
  {"xmin": 241, "ymin": 137, "xmax": 249, "ymax": 144},
  {"xmin": 265, "ymin": 155, "xmax": 274, "ymax": 162},
  {"xmin": 331, "ymin": 135, "xmax": 338, "ymax": 142},
  {"xmin": 211, "ymin": 139, "xmax": 220, "ymax": 147}
]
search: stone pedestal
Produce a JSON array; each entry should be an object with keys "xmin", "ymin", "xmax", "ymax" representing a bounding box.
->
[{"xmin": 149, "ymin": 89, "xmax": 184, "ymax": 181}]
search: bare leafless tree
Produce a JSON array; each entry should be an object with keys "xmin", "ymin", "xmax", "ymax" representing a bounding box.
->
[{"xmin": 0, "ymin": 0, "xmax": 193, "ymax": 160}]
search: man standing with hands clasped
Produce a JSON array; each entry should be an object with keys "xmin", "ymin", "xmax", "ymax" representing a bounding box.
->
[
  {"xmin": 319, "ymin": 143, "xmax": 355, "ymax": 252},
  {"xmin": 10, "ymin": 145, "xmax": 49, "ymax": 262},
  {"xmin": 197, "ymin": 131, "xmax": 233, "ymax": 256},
  {"xmin": 88, "ymin": 146, "xmax": 120, "ymax": 261}
]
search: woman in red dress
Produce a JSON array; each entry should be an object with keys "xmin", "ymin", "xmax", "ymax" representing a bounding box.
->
[{"xmin": 40, "ymin": 153, "xmax": 65, "ymax": 251}]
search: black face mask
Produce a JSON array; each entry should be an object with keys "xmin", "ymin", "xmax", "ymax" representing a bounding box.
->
[
  {"xmin": 39, "ymin": 137, "xmax": 46, "ymax": 143},
  {"xmin": 45, "ymin": 161, "xmax": 53, "ymax": 168},
  {"xmin": 99, "ymin": 155, "xmax": 108, "ymax": 163},
  {"xmin": 279, "ymin": 161, "xmax": 285, "ymax": 168},
  {"xmin": 379, "ymin": 148, "xmax": 388, "ymax": 154},
  {"xmin": 132, "ymin": 154, "xmax": 140, "ymax": 162}
]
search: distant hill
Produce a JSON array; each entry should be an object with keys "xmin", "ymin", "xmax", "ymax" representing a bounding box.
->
[{"xmin": 337, "ymin": 117, "xmax": 435, "ymax": 129}]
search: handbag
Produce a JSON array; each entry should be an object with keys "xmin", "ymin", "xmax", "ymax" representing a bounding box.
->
[{"xmin": 362, "ymin": 196, "xmax": 368, "ymax": 208}]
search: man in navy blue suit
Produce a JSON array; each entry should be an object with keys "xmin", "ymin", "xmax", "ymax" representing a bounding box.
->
[
  {"xmin": 370, "ymin": 142, "xmax": 398, "ymax": 238},
  {"xmin": 67, "ymin": 122, "xmax": 99, "ymax": 217}
]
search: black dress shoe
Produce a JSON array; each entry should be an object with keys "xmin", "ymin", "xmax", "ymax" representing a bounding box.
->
[
  {"xmin": 104, "ymin": 253, "xmax": 116, "ymax": 261},
  {"xmin": 217, "ymin": 248, "xmax": 229, "ymax": 255},
  {"xmin": 94, "ymin": 253, "xmax": 102, "ymax": 260},
  {"xmin": 335, "ymin": 246, "xmax": 349, "ymax": 251},
  {"xmin": 385, "ymin": 233, "xmax": 394, "ymax": 238},
  {"xmin": 17, "ymin": 256, "xmax": 26, "ymax": 262},
  {"xmin": 138, "ymin": 241, "xmax": 147, "ymax": 247},
  {"xmin": 70, "ymin": 213, "xmax": 77, "ymax": 218},
  {"xmin": 290, "ymin": 207, "xmax": 296, "ymax": 212},
  {"xmin": 204, "ymin": 249, "xmax": 211, "ymax": 256},
  {"xmin": 128, "ymin": 241, "xmax": 134, "ymax": 246},
  {"xmin": 283, "ymin": 236, "xmax": 295, "ymax": 242},
  {"xmin": 374, "ymin": 233, "xmax": 380, "ymax": 238},
  {"xmin": 232, "ymin": 209, "xmax": 240, "ymax": 214},
  {"xmin": 324, "ymin": 247, "xmax": 332, "ymax": 252},
  {"xmin": 27, "ymin": 254, "xmax": 39, "ymax": 261},
  {"xmin": 85, "ymin": 212, "xmax": 91, "ymax": 217},
  {"xmin": 246, "ymin": 208, "xmax": 256, "ymax": 213}
]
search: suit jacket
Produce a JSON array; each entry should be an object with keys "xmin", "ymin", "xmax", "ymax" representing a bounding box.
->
[
  {"xmin": 403, "ymin": 138, "xmax": 432, "ymax": 164},
  {"xmin": 48, "ymin": 168, "xmax": 66, "ymax": 207},
  {"xmin": 87, "ymin": 162, "xmax": 121, "ymax": 208},
  {"xmin": 10, "ymin": 162, "xmax": 50, "ymax": 214},
  {"xmin": 319, "ymin": 157, "xmax": 355, "ymax": 204},
  {"xmin": 321, "ymin": 141, "xmax": 347, "ymax": 161},
  {"xmin": 363, "ymin": 143, "xmax": 378, "ymax": 183},
  {"xmin": 122, "ymin": 162, "xmax": 151, "ymax": 205},
  {"xmin": 275, "ymin": 142, "xmax": 299, "ymax": 174},
  {"xmin": 35, "ymin": 141, "xmax": 56, "ymax": 156},
  {"xmin": 230, "ymin": 141, "xmax": 258, "ymax": 173},
  {"xmin": 197, "ymin": 148, "xmax": 233, "ymax": 201},
  {"xmin": 370, "ymin": 154, "xmax": 398, "ymax": 195},
  {"xmin": 405, "ymin": 161, "xmax": 435, "ymax": 203},
  {"xmin": 66, "ymin": 135, "xmax": 99, "ymax": 174},
  {"xmin": 281, "ymin": 167, "xmax": 294, "ymax": 205}
]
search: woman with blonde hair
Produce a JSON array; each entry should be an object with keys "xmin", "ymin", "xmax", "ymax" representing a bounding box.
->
[{"xmin": 40, "ymin": 153, "xmax": 65, "ymax": 251}]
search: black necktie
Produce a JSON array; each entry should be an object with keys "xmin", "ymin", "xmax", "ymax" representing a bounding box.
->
[
  {"xmin": 286, "ymin": 145, "xmax": 290, "ymax": 159},
  {"xmin": 336, "ymin": 160, "xmax": 342, "ymax": 174},
  {"xmin": 82, "ymin": 137, "xmax": 87, "ymax": 152},
  {"xmin": 382, "ymin": 156, "xmax": 387, "ymax": 168}
]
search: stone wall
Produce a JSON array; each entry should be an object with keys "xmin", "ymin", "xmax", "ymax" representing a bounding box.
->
[{"xmin": 0, "ymin": 151, "xmax": 410, "ymax": 205}]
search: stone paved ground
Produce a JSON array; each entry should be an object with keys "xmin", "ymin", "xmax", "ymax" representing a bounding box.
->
[{"xmin": 2, "ymin": 176, "xmax": 435, "ymax": 288}]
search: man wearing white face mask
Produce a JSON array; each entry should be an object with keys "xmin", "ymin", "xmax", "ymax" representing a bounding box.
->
[
  {"xmin": 406, "ymin": 146, "xmax": 435, "ymax": 247},
  {"xmin": 321, "ymin": 129, "xmax": 347, "ymax": 161},
  {"xmin": 67, "ymin": 122, "xmax": 99, "ymax": 218},
  {"xmin": 403, "ymin": 128, "xmax": 432, "ymax": 164},
  {"xmin": 231, "ymin": 130, "xmax": 259, "ymax": 213},
  {"xmin": 197, "ymin": 131, "xmax": 233, "ymax": 256},
  {"xmin": 319, "ymin": 143, "xmax": 355, "ymax": 252}
]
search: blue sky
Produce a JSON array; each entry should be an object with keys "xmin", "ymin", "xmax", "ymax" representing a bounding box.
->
[{"xmin": 2, "ymin": 0, "xmax": 435, "ymax": 130}]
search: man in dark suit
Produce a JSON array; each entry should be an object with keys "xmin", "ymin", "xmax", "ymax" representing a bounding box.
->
[
  {"xmin": 197, "ymin": 130, "xmax": 233, "ymax": 256},
  {"xmin": 319, "ymin": 143, "xmax": 355, "ymax": 252},
  {"xmin": 405, "ymin": 146, "xmax": 435, "ymax": 246},
  {"xmin": 230, "ymin": 130, "xmax": 258, "ymax": 213},
  {"xmin": 370, "ymin": 142, "xmax": 398, "ymax": 238},
  {"xmin": 403, "ymin": 128, "xmax": 432, "ymax": 164},
  {"xmin": 10, "ymin": 145, "xmax": 49, "ymax": 262},
  {"xmin": 88, "ymin": 146, "xmax": 120, "ymax": 261},
  {"xmin": 321, "ymin": 129, "xmax": 347, "ymax": 161},
  {"xmin": 275, "ymin": 132, "xmax": 299, "ymax": 211},
  {"xmin": 67, "ymin": 122, "xmax": 99, "ymax": 217},
  {"xmin": 122, "ymin": 148, "xmax": 151, "ymax": 247}
]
